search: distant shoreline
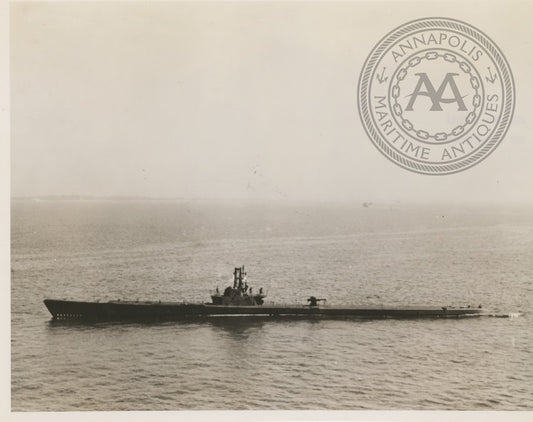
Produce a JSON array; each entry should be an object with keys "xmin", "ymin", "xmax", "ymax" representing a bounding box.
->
[
  {"xmin": 9, "ymin": 196, "xmax": 533, "ymax": 207},
  {"xmin": 10, "ymin": 195, "xmax": 380, "ymax": 204},
  {"xmin": 11, "ymin": 195, "xmax": 199, "ymax": 201}
]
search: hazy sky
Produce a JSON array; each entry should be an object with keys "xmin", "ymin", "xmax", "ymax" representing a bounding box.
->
[{"xmin": 10, "ymin": 1, "xmax": 533, "ymax": 202}]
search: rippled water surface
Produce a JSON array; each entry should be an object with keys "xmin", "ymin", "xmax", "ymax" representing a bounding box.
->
[{"xmin": 11, "ymin": 200, "xmax": 533, "ymax": 410}]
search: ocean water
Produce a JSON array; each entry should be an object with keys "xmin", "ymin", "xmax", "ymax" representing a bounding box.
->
[{"xmin": 10, "ymin": 200, "xmax": 533, "ymax": 411}]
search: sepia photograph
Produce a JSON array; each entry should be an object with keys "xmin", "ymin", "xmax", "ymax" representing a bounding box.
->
[{"xmin": 4, "ymin": 1, "xmax": 533, "ymax": 420}]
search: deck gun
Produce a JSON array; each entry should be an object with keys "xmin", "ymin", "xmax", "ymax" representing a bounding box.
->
[{"xmin": 307, "ymin": 296, "xmax": 326, "ymax": 307}]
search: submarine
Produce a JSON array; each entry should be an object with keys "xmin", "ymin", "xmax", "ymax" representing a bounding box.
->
[{"xmin": 44, "ymin": 266, "xmax": 503, "ymax": 321}]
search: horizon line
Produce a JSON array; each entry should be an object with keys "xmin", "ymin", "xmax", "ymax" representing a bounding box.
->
[{"xmin": 9, "ymin": 195, "xmax": 533, "ymax": 205}]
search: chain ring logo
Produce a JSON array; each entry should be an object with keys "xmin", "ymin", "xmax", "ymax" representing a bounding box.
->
[{"xmin": 358, "ymin": 17, "xmax": 515, "ymax": 175}]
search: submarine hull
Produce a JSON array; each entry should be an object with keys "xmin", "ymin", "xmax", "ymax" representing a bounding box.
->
[{"xmin": 44, "ymin": 299, "xmax": 487, "ymax": 321}]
